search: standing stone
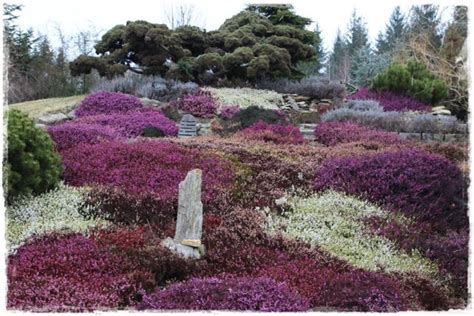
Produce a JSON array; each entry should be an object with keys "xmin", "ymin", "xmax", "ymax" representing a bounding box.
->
[
  {"xmin": 161, "ymin": 169, "xmax": 204, "ymax": 259},
  {"xmin": 178, "ymin": 114, "xmax": 198, "ymax": 138},
  {"xmin": 174, "ymin": 169, "xmax": 203, "ymax": 243}
]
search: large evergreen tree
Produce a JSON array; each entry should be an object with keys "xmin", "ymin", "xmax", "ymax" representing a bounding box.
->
[
  {"xmin": 4, "ymin": 3, "xmax": 84, "ymax": 103},
  {"xmin": 328, "ymin": 29, "xmax": 348, "ymax": 81},
  {"xmin": 407, "ymin": 4, "xmax": 442, "ymax": 49},
  {"xmin": 345, "ymin": 10, "xmax": 368, "ymax": 56},
  {"xmin": 349, "ymin": 44, "xmax": 390, "ymax": 86},
  {"xmin": 312, "ymin": 23, "xmax": 325, "ymax": 71},
  {"xmin": 376, "ymin": 6, "xmax": 407, "ymax": 54},
  {"xmin": 296, "ymin": 23, "xmax": 325, "ymax": 75},
  {"xmin": 441, "ymin": 6, "xmax": 468, "ymax": 63},
  {"xmin": 70, "ymin": 7, "xmax": 317, "ymax": 83}
]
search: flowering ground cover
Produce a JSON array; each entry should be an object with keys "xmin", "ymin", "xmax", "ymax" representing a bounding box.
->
[
  {"xmin": 349, "ymin": 88, "xmax": 431, "ymax": 112},
  {"xmin": 6, "ymin": 89, "xmax": 469, "ymax": 312}
]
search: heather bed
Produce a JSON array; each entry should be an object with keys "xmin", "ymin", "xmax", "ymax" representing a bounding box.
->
[{"xmin": 6, "ymin": 90, "xmax": 469, "ymax": 312}]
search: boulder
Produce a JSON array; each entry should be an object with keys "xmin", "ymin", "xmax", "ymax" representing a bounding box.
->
[
  {"xmin": 140, "ymin": 97, "xmax": 164, "ymax": 107},
  {"xmin": 37, "ymin": 113, "xmax": 68, "ymax": 125}
]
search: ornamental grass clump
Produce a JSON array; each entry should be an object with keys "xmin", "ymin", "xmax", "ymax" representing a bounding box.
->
[
  {"xmin": 139, "ymin": 275, "xmax": 310, "ymax": 311},
  {"xmin": 314, "ymin": 149, "xmax": 466, "ymax": 228},
  {"xmin": 170, "ymin": 89, "xmax": 217, "ymax": 118},
  {"xmin": 6, "ymin": 183, "xmax": 107, "ymax": 252},
  {"xmin": 61, "ymin": 140, "xmax": 234, "ymax": 224},
  {"xmin": 7, "ymin": 233, "xmax": 151, "ymax": 311},
  {"xmin": 75, "ymin": 91, "xmax": 144, "ymax": 117},
  {"xmin": 314, "ymin": 121, "xmax": 408, "ymax": 146},
  {"xmin": 48, "ymin": 122, "xmax": 119, "ymax": 151},
  {"xmin": 74, "ymin": 108, "xmax": 178, "ymax": 138},
  {"xmin": 264, "ymin": 190, "xmax": 438, "ymax": 278},
  {"xmin": 236, "ymin": 121, "xmax": 305, "ymax": 145},
  {"xmin": 349, "ymin": 88, "xmax": 431, "ymax": 112}
]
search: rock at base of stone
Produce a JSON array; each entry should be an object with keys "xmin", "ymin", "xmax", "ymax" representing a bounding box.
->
[
  {"xmin": 181, "ymin": 239, "xmax": 201, "ymax": 248},
  {"xmin": 162, "ymin": 237, "xmax": 201, "ymax": 259}
]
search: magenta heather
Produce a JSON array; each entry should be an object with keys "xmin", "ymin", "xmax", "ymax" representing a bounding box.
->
[
  {"xmin": 349, "ymin": 88, "xmax": 431, "ymax": 112},
  {"xmin": 314, "ymin": 149, "xmax": 466, "ymax": 226},
  {"xmin": 238, "ymin": 121, "xmax": 306, "ymax": 145},
  {"xmin": 170, "ymin": 89, "xmax": 217, "ymax": 118},
  {"xmin": 48, "ymin": 122, "xmax": 119, "ymax": 151},
  {"xmin": 75, "ymin": 91, "xmax": 144, "ymax": 117},
  {"xmin": 75, "ymin": 108, "xmax": 178, "ymax": 137},
  {"xmin": 139, "ymin": 275, "xmax": 310, "ymax": 311},
  {"xmin": 314, "ymin": 121, "xmax": 407, "ymax": 146},
  {"xmin": 7, "ymin": 233, "xmax": 149, "ymax": 311},
  {"xmin": 61, "ymin": 139, "xmax": 234, "ymax": 221},
  {"xmin": 219, "ymin": 105, "xmax": 241, "ymax": 119}
]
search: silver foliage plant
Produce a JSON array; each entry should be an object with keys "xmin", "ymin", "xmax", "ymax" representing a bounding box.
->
[
  {"xmin": 323, "ymin": 104, "xmax": 465, "ymax": 134},
  {"xmin": 92, "ymin": 71, "xmax": 198, "ymax": 102}
]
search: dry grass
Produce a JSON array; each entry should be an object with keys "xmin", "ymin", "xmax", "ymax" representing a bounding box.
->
[{"xmin": 8, "ymin": 95, "xmax": 85, "ymax": 119}]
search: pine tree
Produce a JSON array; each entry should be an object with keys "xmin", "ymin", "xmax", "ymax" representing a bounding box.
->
[
  {"xmin": 349, "ymin": 45, "xmax": 390, "ymax": 86},
  {"xmin": 376, "ymin": 6, "xmax": 407, "ymax": 54},
  {"xmin": 329, "ymin": 29, "xmax": 349, "ymax": 80},
  {"xmin": 346, "ymin": 10, "xmax": 368, "ymax": 56},
  {"xmin": 441, "ymin": 6, "xmax": 468, "ymax": 63},
  {"xmin": 312, "ymin": 23, "xmax": 325, "ymax": 72},
  {"xmin": 296, "ymin": 23, "xmax": 326, "ymax": 75},
  {"xmin": 408, "ymin": 4, "xmax": 442, "ymax": 49}
]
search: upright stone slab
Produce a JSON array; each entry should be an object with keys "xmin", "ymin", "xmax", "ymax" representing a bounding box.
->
[
  {"xmin": 174, "ymin": 169, "xmax": 203, "ymax": 243},
  {"xmin": 178, "ymin": 114, "xmax": 197, "ymax": 138},
  {"xmin": 161, "ymin": 169, "xmax": 204, "ymax": 259}
]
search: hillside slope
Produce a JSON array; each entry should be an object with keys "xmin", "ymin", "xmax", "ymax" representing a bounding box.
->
[{"xmin": 8, "ymin": 95, "xmax": 85, "ymax": 119}]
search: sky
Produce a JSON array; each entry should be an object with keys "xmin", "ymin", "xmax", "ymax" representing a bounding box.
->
[{"xmin": 8, "ymin": 0, "xmax": 467, "ymax": 56}]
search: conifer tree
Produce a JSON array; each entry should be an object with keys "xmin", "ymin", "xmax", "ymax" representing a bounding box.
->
[{"xmin": 376, "ymin": 6, "xmax": 407, "ymax": 54}]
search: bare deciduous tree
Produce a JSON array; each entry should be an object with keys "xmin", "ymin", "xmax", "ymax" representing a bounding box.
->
[{"xmin": 164, "ymin": 3, "xmax": 203, "ymax": 29}]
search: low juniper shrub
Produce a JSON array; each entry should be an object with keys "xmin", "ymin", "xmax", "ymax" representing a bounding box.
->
[{"xmin": 230, "ymin": 106, "xmax": 288, "ymax": 130}]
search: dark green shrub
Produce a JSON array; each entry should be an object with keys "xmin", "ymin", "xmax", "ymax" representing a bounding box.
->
[
  {"xmin": 371, "ymin": 61, "xmax": 448, "ymax": 104},
  {"xmin": 141, "ymin": 126, "xmax": 165, "ymax": 138},
  {"xmin": 230, "ymin": 106, "xmax": 288, "ymax": 129},
  {"xmin": 5, "ymin": 110, "xmax": 62, "ymax": 202}
]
